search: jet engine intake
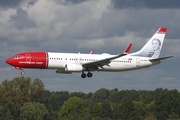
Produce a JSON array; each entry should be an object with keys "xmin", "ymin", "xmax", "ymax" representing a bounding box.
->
[
  {"xmin": 56, "ymin": 68, "xmax": 72, "ymax": 74},
  {"xmin": 65, "ymin": 64, "xmax": 83, "ymax": 72}
]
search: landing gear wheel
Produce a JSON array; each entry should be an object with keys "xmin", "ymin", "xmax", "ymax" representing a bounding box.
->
[
  {"xmin": 21, "ymin": 71, "xmax": 24, "ymax": 75},
  {"xmin": 81, "ymin": 73, "xmax": 86, "ymax": 78},
  {"xmin": 87, "ymin": 72, "xmax": 93, "ymax": 78}
]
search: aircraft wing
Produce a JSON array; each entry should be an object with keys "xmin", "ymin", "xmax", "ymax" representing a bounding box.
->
[{"xmin": 82, "ymin": 44, "xmax": 132, "ymax": 70}]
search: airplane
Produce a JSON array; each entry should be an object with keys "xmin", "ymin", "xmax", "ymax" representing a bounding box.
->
[{"xmin": 6, "ymin": 28, "xmax": 173, "ymax": 78}]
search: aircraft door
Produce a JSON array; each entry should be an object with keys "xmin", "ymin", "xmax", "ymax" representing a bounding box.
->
[
  {"xmin": 26, "ymin": 54, "xmax": 31, "ymax": 64},
  {"xmin": 136, "ymin": 58, "xmax": 140, "ymax": 67}
]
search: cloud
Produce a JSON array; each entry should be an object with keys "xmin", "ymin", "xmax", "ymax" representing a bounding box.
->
[
  {"xmin": 8, "ymin": 7, "xmax": 36, "ymax": 30},
  {"xmin": 78, "ymin": 38, "xmax": 105, "ymax": 49},
  {"xmin": 1, "ymin": 0, "xmax": 180, "ymax": 92},
  {"xmin": 164, "ymin": 39, "xmax": 180, "ymax": 57},
  {"xmin": 28, "ymin": 0, "xmax": 38, "ymax": 7},
  {"xmin": 58, "ymin": 0, "xmax": 87, "ymax": 5},
  {"xmin": 0, "ymin": 0, "xmax": 23, "ymax": 8},
  {"xmin": 112, "ymin": 0, "xmax": 180, "ymax": 9}
]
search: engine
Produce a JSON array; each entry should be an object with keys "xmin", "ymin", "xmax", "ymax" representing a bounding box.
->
[
  {"xmin": 56, "ymin": 69, "xmax": 72, "ymax": 74},
  {"xmin": 65, "ymin": 64, "xmax": 83, "ymax": 72}
]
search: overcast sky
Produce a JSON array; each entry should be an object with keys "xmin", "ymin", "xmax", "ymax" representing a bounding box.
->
[{"xmin": 1, "ymin": 0, "xmax": 180, "ymax": 93}]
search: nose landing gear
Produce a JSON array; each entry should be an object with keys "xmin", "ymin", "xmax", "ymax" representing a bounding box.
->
[
  {"xmin": 15, "ymin": 67, "xmax": 24, "ymax": 75},
  {"xmin": 21, "ymin": 71, "xmax": 25, "ymax": 75}
]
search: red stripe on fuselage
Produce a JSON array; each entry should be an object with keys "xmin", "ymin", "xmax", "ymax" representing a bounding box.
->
[{"xmin": 10, "ymin": 52, "xmax": 48, "ymax": 69}]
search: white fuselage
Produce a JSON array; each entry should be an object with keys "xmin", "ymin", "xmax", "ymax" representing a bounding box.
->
[{"xmin": 47, "ymin": 52, "xmax": 159, "ymax": 72}]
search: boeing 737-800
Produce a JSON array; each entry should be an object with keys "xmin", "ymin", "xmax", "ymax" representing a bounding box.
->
[{"xmin": 6, "ymin": 28, "xmax": 173, "ymax": 78}]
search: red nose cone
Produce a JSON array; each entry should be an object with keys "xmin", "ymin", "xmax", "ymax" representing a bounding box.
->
[
  {"xmin": 6, "ymin": 58, "xmax": 10, "ymax": 64},
  {"xmin": 6, "ymin": 58, "xmax": 13, "ymax": 65}
]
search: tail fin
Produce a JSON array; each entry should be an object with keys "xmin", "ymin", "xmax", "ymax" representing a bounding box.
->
[{"xmin": 130, "ymin": 28, "xmax": 167, "ymax": 58}]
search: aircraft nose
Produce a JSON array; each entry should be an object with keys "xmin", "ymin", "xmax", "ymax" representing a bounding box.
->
[{"xmin": 6, "ymin": 58, "xmax": 13, "ymax": 65}]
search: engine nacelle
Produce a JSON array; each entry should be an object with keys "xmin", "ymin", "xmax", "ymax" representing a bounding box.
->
[
  {"xmin": 65, "ymin": 64, "xmax": 83, "ymax": 72},
  {"xmin": 56, "ymin": 69, "xmax": 72, "ymax": 74}
]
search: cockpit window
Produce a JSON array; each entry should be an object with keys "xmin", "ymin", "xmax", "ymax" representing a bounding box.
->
[{"xmin": 13, "ymin": 56, "xmax": 20, "ymax": 58}]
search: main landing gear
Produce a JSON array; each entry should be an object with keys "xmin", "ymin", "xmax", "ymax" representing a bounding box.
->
[{"xmin": 81, "ymin": 71, "xmax": 93, "ymax": 78}]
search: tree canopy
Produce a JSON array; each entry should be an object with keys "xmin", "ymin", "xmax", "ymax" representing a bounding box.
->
[
  {"xmin": 20, "ymin": 102, "xmax": 48, "ymax": 120},
  {"xmin": 0, "ymin": 76, "xmax": 180, "ymax": 120}
]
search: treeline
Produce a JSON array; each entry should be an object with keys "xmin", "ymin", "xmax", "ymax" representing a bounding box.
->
[{"xmin": 0, "ymin": 77, "xmax": 180, "ymax": 120}]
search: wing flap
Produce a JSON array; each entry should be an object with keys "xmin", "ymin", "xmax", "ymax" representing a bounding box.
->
[
  {"xmin": 82, "ymin": 44, "xmax": 132, "ymax": 70},
  {"xmin": 82, "ymin": 54, "xmax": 126, "ymax": 69}
]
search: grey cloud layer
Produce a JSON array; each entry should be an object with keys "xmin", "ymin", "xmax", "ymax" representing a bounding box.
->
[
  {"xmin": 8, "ymin": 8, "xmax": 36, "ymax": 30},
  {"xmin": 0, "ymin": 0, "xmax": 22, "ymax": 8},
  {"xmin": 51, "ymin": 0, "xmax": 180, "ymax": 9},
  {"xmin": 112, "ymin": 0, "xmax": 180, "ymax": 9},
  {"xmin": 0, "ymin": 0, "xmax": 179, "ymax": 92},
  {"xmin": 1, "ymin": 0, "xmax": 180, "ymax": 9}
]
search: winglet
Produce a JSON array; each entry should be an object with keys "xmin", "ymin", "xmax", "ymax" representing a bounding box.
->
[
  {"xmin": 124, "ymin": 43, "xmax": 132, "ymax": 54},
  {"xmin": 90, "ymin": 50, "xmax": 94, "ymax": 54}
]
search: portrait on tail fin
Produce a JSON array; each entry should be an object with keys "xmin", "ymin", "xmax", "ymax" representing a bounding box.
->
[
  {"xmin": 130, "ymin": 27, "xmax": 166, "ymax": 58},
  {"xmin": 148, "ymin": 38, "xmax": 161, "ymax": 57}
]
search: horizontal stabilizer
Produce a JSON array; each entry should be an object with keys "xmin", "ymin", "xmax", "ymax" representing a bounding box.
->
[{"xmin": 149, "ymin": 56, "xmax": 173, "ymax": 62}]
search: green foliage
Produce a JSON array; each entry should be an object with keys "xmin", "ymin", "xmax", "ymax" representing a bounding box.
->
[
  {"xmin": 42, "ymin": 90, "xmax": 69, "ymax": 111},
  {"xmin": 0, "ymin": 76, "xmax": 45, "ymax": 119},
  {"xmin": 109, "ymin": 88, "xmax": 121, "ymax": 103},
  {"xmin": 118, "ymin": 98, "xmax": 141, "ymax": 120},
  {"xmin": 20, "ymin": 102, "xmax": 48, "ymax": 120},
  {"xmin": 111, "ymin": 103, "xmax": 121, "ymax": 120},
  {"xmin": 133, "ymin": 101, "xmax": 148, "ymax": 119},
  {"xmin": 93, "ymin": 88, "xmax": 109, "ymax": 102},
  {"xmin": 144, "ymin": 112, "xmax": 156, "ymax": 120},
  {"xmin": 99, "ymin": 101, "xmax": 113, "ymax": 119},
  {"xmin": 91, "ymin": 102, "xmax": 102, "ymax": 118},
  {"xmin": 155, "ymin": 89, "xmax": 180, "ymax": 120},
  {"xmin": 0, "ymin": 103, "xmax": 13, "ymax": 120},
  {"xmin": 30, "ymin": 78, "xmax": 45, "ymax": 102},
  {"xmin": 1, "ymin": 77, "xmax": 180, "ymax": 120},
  {"xmin": 58, "ymin": 96, "xmax": 85, "ymax": 120}
]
